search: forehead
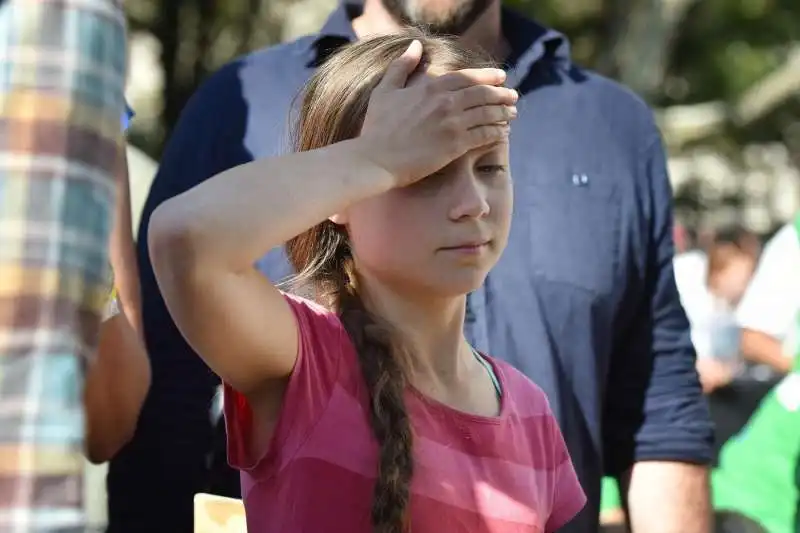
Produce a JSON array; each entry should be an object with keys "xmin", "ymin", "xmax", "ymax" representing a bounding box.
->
[{"xmin": 403, "ymin": 64, "xmax": 511, "ymax": 155}]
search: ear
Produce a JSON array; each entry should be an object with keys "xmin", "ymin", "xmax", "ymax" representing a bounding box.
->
[{"xmin": 328, "ymin": 212, "xmax": 348, "ymax": 226}]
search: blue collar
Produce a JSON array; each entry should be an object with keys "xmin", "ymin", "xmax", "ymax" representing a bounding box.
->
[{"xmin": 309, "ymin": 1, "xmax": 571, "ymax": 78}]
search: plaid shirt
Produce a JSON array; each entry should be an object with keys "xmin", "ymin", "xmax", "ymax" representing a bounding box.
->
[{"xmin": 0, "ymin": 1, "xmax": 127, "ymax": 531}]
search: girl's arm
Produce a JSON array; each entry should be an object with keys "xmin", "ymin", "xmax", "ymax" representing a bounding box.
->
[
  {"xmin": 148, "ymin": 48, "xmax": 513, "ymax": 400},
  {"xmin": 148, "ymin": 139, "xmax": 395, "ymax": 398},
  {"xmin": 84, "ymin": 303, "xmax": 151, "ymax": 463}
]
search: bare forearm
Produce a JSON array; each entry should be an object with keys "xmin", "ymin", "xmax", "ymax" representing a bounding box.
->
[
  {"xmin": 624, "ymin": 461, "xmax": 711, "ymax": 533},
  {"xmin": 151, "ymin": 138, "xmax": 393, "ymax": 271},
  {"xmin": 84, "ymin": 313, "xmax": 151, "ymax": 463},
  {"xmin": 109, "ymin": 149, "xmax": 142, "ymax": 334},
  {"xmin": 740, "ymin": 329, "xmax": 792, "ymax": 373}
]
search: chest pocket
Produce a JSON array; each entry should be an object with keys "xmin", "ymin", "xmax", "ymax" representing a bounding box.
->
[{"xmin": 515, "ymin": 166, "xmax": 621, "ymax": 298}]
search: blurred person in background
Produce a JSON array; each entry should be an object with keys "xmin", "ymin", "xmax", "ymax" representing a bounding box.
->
[
  {"xmin": 602, "ymin": 226, "xmax": 756, "ymax": 527},
  {"xmin": 122, "ymin": 1, "xmax": 713, "ymax": 532},
  {"xmin": 603, "ymin": 221, "xmax": 797, "ymax": 531},
  {"xmin": 736, "ymin": 213, "xmax": 800, "ymax": 376},
  {"xmin": 676, "ymin": 228, "xmax": 757, "ymax": 394},
  {"xmin": 711, "ymin": 351, "xmax": 799, "ymax": 533},
  {"xmin": 674, "ymin": 222, "xmax": 691, "ymax": 253}
]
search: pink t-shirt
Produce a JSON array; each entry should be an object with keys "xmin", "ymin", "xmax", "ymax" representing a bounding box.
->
[{"xmin": 224, "ymin": 294, "xmax": 586, "ymax": 533}]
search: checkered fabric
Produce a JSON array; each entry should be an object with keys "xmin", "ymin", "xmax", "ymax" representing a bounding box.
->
[{"xmin": 0, "ymin": 0, "xmax": 127, "ymax": 531}]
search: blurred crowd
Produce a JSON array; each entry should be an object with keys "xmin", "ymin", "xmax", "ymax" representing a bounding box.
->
[{"xmin": 601, "ymin": 217, "xmax": 800, "ymax": 532}]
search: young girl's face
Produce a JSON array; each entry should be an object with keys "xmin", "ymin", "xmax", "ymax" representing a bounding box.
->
[{"xmin": 344, "ymin": 141, "xmax": 512, "ymax": 299}]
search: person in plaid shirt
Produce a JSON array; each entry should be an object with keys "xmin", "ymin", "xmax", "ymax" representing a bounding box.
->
[{"xmin": 0, "ymin": 0, "xmax": 128, "ymax": 531}]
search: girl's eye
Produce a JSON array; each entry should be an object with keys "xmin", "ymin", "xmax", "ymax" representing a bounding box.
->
[
  {"xmin": 409, "ymin": 171, "xmax": 448, "ymax": 194},
  {"xmin": 477, "ymin": 165, "xmax": 507, "ymax": 177}
]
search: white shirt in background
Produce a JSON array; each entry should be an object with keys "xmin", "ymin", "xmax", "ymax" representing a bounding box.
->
[
  {"xmin": 736, "ymin": 223, "xmax": 800, "ymax": 358},
  {"xmin": 674, "ymin": 250, "xmax": 740, "ymax": 360}
]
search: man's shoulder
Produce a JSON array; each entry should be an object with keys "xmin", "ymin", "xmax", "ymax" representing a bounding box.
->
[
  {"xmin": 527, "ymin": 61, "xmax": 659, "ymax": 147},
  {"xmin": 575, "ymin": 67, "xmax": 648, "ymax": 105},
  {"xmin": 570, "ymin": 65, "xmax": 659, "ymax": 140},
  {"xmin": 192, "ymin": 35, "xmax": 317, "ymax": 102},
  {"xmin": 240, "ymin": 35, "xmax": 318, "ymax": 71}
]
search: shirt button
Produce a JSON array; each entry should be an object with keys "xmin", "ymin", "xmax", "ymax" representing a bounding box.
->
[{"xmin": 572, "ymin": 173, "xmax": 589, "ymax": 186}]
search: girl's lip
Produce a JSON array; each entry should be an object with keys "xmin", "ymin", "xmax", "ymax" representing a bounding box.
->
[{"xmin": 440, "ymin": 240, "xmax": 491, "ymax": 251}]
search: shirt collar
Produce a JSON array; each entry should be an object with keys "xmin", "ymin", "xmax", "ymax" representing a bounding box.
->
[{"xmin": 309, "ymin": 0, "xmax": 571, "ymax": 73}]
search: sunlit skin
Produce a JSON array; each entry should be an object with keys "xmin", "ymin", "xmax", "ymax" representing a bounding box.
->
[{"xmin": 340, "ymin": 66, "xmax": 511, "ymax": 298}]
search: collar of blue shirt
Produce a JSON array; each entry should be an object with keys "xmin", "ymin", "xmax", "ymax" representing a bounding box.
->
[{"xmin": 308, "ymin": 0, "xmax": 572, "ymax": 83}]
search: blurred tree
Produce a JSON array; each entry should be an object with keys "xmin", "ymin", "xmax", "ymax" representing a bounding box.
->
[
  {"xmin": 126, "ymin": 0, "xmax": 334, "ymax": 155},
  {"xmin": 510, "ymin": 0, "xmax": 800, "ymax": 227},
  {"xmin": 131, "ymin": 0, "xmax": 800, "ymax": 175}
]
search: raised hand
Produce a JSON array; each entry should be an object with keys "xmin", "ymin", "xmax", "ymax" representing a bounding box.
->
[{"xmin": 358, "ymin": 40, "xmax": 518, "ymax": 188}]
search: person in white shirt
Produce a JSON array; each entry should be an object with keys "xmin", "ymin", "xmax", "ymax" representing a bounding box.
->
[
  {"xmin": 736, "ymin": 218, "xmax": 800, "ymax": 375},
  {"xmin": 676, "ymin": 229, "xmax": 757, "ymax": 392}
]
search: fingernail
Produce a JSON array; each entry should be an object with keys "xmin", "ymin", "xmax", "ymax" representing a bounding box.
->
[
  {"xmin": 496, "ymin": 69, "xmax": 507, "ymax": 79},
  {"xmin": 510, "ymin": 106, "xmax": 518, "ymax": 116}
]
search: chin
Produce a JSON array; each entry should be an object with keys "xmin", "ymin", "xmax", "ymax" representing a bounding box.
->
[{"xmin": 427, "ymin": 269, "xmax": 490, "ymax": 297}]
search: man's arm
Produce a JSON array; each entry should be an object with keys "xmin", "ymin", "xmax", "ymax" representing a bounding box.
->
[
  {"xmin": 622, "ymin": 463, "xmax": 710, "ymax": 533},
  {"xmin": 604, "ymin": 130, "xmax": 714, "ymax": 533}
]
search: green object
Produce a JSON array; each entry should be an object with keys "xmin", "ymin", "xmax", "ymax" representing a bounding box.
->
[
  {"xmin": 600, "ymin": 476, "xmax": 622, "ymax": 512},
  {"xmin": 601, "ymin": 217, "xmax": 800, "ymax": 527},
  {"xmin": 712, "ymin": 214, "xmax": 800, "ymax": 533}
]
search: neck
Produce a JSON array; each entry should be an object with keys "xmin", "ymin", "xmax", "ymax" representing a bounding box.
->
[
  {"xmin": 356, "ymin": 273, "xmax": 474, "ymax": 382},
  {"xmin": 354, "ymin": 0, "xmax": 508, "ymax": 61}
]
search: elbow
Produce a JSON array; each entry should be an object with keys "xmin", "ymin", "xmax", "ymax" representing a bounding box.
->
[
  {"xmin": 85, "ymin": 447, "xmax": 108, "ymax": 466},
  {"xmin": 85, "ymin": 434, "xmax": 132, "ymax": 465},
  {"xmin": 84, "ymin": 318, "xmax": 151, "ymax": 464},
  {"xmin": 148, "ymin": 201, "xmax": 203, "ymax": 281},
  {"xmin": 84, "ymin": 390, "xmax": 147, "ymax": 465},
  {"xmin": 84, "ymin": 407, "xmax": 142, "ymax": 464}
]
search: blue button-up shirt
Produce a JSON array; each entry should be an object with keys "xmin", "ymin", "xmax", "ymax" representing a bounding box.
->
[{"xmin": 119, "ymin": 3, "xmax": 713, "ymax": 532}]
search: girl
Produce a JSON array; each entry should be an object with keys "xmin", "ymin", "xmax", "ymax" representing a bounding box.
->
[{"xmin": 149, "ymin": 32, "xmax": 585, "ymax": 532}]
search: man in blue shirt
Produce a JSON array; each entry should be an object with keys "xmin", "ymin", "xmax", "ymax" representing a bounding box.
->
[{"xmin": 110, "ymin": 2, "xmax": 714, "ymax": 532}]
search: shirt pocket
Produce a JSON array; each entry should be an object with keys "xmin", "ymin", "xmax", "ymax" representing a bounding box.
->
[{"xmin": 517, "ymin": 172, "xmax": 621, "ymax": 298}]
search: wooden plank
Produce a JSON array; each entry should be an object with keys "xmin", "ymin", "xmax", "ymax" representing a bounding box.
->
[{"xmin": 194, "ymin": 493, "xmax": 247, "ymax": 533}]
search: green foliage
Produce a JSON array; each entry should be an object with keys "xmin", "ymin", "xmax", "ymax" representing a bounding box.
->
[{"xmin": 132, "ymin": 0, "xmax": 800, "ymax": 157}]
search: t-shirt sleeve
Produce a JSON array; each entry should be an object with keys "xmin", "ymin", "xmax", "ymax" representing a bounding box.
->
[
  {"xmin": 224, "ymin": 293, "xmax": 347, "ymax": 477},
  {"xmin": 543, "ymin": 400, "xmax": 586, "ymax": 533},
  {"xmin": 736, "ymin": 223, "xmax": 800, "ymax": 340}
]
